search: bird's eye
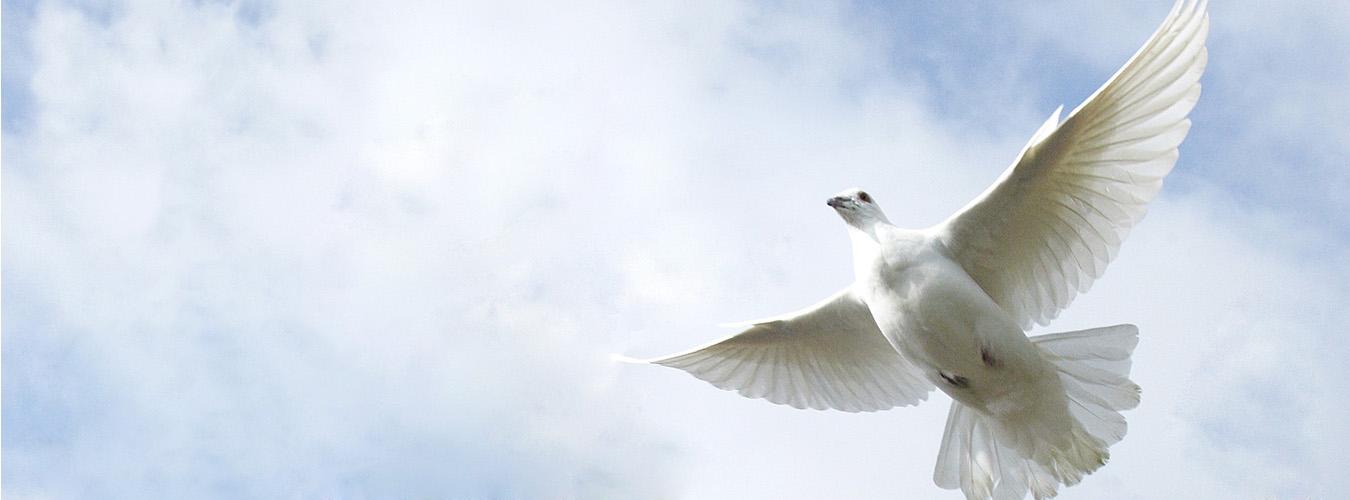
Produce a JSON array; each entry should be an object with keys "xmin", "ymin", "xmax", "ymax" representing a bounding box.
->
[{"xmin": 858, "ymin": 192, "xmax": 872, "ymax": 203}]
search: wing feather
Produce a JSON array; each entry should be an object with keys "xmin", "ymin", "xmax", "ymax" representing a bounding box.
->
[
  {"xmin": 937, "ymin": 0, "xmax": 1209, "ymax": 328},
  {"xmin": 636, "ymin": 288, "xmax": 933, "ymax": 412}
]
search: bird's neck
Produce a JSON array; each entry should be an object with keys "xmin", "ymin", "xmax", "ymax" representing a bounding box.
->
[
  {"xmin": 847, "ymin": 221, "xmax": 927, "ymax": 274},
  {"xmin": 847, "ymin": 218, "xmax": 888, "ymax": 242},
  {"xmin": 846, "ymin": 221, "xmax": 889, "ymax": 277}
]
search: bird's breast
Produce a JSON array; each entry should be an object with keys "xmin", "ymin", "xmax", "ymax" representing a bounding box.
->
[{"xmin": 864, "ymin": 255, "xmax": 1051, "ymax": 411}]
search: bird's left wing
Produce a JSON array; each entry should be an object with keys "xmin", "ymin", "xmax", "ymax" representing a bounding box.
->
[
  {"xmin": 936, "ymin": 0, "xmax": 1209, "ymax": 329},
  {"xmin": 630, "ymin": 288, "xmax": 932, "ymax": 412}
]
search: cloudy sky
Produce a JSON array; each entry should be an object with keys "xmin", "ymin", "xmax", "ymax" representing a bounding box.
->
[{"xmin": 4, "ymin": 0, "xmax": 1349, "ymax": 498}]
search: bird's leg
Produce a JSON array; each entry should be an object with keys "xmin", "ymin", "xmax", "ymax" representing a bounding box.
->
[
  {"xmin": 980, "ymin": 344, "xmax": 999, "ymax": 368},
  {"xmin": 939, "ymin": 371, "xmax": 970, "ymax": 389}
]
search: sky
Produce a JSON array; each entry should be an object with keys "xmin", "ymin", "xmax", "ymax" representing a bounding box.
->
[{"xmin": 3, "ymin": 0, "xmax": 1349, "ymax": 498}]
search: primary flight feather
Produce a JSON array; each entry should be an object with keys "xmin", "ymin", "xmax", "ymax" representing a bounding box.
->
[{"xmin": 623, "ymin": 1, "xmax": 1207, "ymax": 498}]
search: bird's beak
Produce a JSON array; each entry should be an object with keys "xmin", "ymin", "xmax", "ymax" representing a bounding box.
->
[{"xmin": 827, "ymin": 196, "xmax": 851, "ymax": 209}]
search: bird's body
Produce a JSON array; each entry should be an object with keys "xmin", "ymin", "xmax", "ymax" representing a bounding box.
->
[
  {"xmin": 860, "ymin": 226, "xmax": 1052, "ymax": 417},
  {"xmin": 852, "ymin": 210, "xmax": 1107, "ymax": 495},
  {"xmin": 622, "ymin": 1, "xmax": 1207, "ymax": 498}
]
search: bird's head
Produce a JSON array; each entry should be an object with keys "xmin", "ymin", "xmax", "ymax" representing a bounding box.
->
[{"xmin": 827, "ymin": 188, "xmax": 890, "ymax": 228}]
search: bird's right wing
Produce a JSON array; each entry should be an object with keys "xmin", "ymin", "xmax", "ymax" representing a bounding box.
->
[
  {"xmin": 631, "ymin": 288, "xmax": 933, "ymax": 412},
  {"xmin": 936, "ymin": 0, "xmax": 1208, "ymax": 329}
]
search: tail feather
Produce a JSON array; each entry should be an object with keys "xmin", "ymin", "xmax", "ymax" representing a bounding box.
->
[
  {"xmin": 935, "ymin": 402, "xmax": 1001, "ymax": 499},
  {"xmin": 933, "ymin": 324, "xmax": 1140, "ymax": 499},
  {"xmin": 1036, "ymin": 324, "xmax": 1141, "ymax": 448},
  {"xmin": 937, "ymin": 401, "xmax": 1062, "ymax": 500},
  {"xmin": 934, "ymin": 397, "xmax": 972, "ymax": 490}
]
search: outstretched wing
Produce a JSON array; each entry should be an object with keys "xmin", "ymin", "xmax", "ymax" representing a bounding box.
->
[
  {"xmin": 635, "ymin": 289, "xmax": 932, "ymax": 412},
  {"xmin": 936, "ymin": 0, "xmax": 1209, "ymax": 329}
]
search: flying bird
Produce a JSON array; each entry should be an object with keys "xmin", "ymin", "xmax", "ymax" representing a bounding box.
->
[{"xmin": 621, "ymin": 1, "xmax": 1207, "ymax": 498}]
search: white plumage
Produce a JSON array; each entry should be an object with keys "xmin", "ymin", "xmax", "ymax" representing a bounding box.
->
[
  {"xmin": 623, "ymin": 1, "xmax": 1207, "ymax": 498},
  {"xmin": 646, "ymin": 288, "xmax": 933, "ymax": 412},
  {"xmin": 940, "ymin": 0, "xmax": 1208, "ymax": 330}
]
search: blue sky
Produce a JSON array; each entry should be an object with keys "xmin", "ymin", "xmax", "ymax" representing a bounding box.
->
[{"xmin": 4, "ymin": 0, "xmax": 1349, "ymax": 498}]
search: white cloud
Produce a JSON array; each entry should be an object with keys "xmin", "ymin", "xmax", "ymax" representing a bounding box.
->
[{"xmin": 5, "ymin": 0, "xmax": 1349, "ymax": 499}]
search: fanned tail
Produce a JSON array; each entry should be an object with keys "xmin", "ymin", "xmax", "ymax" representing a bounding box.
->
[{"xmin": 934, "ymin": 324, "xmax": 1140, "ymax": 499}]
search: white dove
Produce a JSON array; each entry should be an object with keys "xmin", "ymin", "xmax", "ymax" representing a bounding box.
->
[{"xmin": 623, "ymin": 1, "xmax": 1207, "ymax": 498}]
